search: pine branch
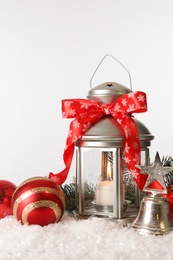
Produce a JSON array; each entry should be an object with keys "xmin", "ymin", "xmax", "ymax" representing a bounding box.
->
[
  {"xmin": 61, "ymin": 179, "xmax": 95, "ymax": 212},
  {"xmin": 162, "ymin": 155, "xmax": 173, "ymax": 187}
]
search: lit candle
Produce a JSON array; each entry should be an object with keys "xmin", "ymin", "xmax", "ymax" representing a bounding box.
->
[
  {"xmin": 95, "ymin": 162, "xmax": 113, "ymax": 206},
  {"xmin": 95, "ymin": 180, "xmax": 113, "ymax": 205}
]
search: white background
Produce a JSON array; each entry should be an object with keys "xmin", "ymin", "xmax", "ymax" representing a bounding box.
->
[{"xmin": 0, "ymin": 0, "xmax": 173, "ymax": 186}]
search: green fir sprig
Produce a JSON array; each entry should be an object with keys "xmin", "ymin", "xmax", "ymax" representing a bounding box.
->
[
  {"xmin": 61, "ymin": 178, "xmax": 95, "ymax": 212},
  {"xmin": 162, "ymin": 155, "xmax": 173, "ymax": 189}
]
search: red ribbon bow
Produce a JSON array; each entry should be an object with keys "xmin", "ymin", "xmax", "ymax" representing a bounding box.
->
[{"xmin": 49, "ymin": 91, "xmax": 148, "ymax": 190}]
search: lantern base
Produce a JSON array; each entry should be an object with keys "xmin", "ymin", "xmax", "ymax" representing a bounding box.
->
[
  {"xmin": 94, "ymin": 200, "xmax": 130, "ymax": 213},
  {"xmin": 72, "ymin": 210, "xmax": 138, "ymax": 226},
  {"xmin": 95, "ymin": 204, "xmax": 113, "ymax": 212}
]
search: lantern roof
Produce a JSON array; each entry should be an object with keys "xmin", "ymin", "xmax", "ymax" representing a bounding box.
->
[
  {"xmin": 78, "ymin": 117, "xmax": 154, "ymax": 148},
  {"xmin": 76, "ymin": 81, "xmax": 154, "ymax": 147},
  {"xmin": 87, "ymin": 81, "xmax": 131, "ymax": 104}
]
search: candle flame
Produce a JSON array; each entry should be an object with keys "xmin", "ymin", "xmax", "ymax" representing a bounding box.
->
[{"xmin": 107, "ymin": 161, "xmax": 111, "ymax": 180}]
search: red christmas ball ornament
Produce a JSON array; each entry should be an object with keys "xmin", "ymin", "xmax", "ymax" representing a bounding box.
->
[
  {"xmin": 0, "ymin": 180, "xmax": 17, "ymax": 218},
  {"xmin": 11, "ymin": 177, "xmax": 65, "ymax": 226}
]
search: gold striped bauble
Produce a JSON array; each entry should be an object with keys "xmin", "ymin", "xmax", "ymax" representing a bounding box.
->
[{"xmin": 11, "ymin": 177, "xmax": 65, "ymax": 226}]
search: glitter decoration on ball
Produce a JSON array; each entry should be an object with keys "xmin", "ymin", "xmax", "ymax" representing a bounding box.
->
[
  {"xmin": 0, "ymin": 180, "xmax": 16, "ymax": 218},
  {"xmin": 11, "ymin": 177, "xmax": 65, "ymax": 226}
]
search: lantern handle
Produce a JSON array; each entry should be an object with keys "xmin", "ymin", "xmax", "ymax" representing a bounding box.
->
[{"xmin": 90, "ymin": 54, "xmax": 132, "ymax": 90}]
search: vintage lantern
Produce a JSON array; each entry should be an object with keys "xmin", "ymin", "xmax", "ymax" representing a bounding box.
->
[
  {"xmin": 73, "ymin": 56, "xmax": 154, "ymax": 222},
  {"xmin": 75, "ymin": 81, "xmax": 154, "ymax": 222},
  {"xmin": 48, "ymin": 55, "xmax": 154, "ymax": 223}
]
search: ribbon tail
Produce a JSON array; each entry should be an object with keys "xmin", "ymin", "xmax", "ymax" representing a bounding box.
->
[
  {"xmin": 49, "ymin": 144, "xmax": 74, "ymax": 185},
  {"xmin": 48, "ymin": 112, "xmax": 103, "ymax": 185},
  {"xmin": 114, "ymin": 114, "xmax": 147, "ymax": 190},
  {"xmin": 136, "ymin": 171, "xmax": 148, "ymax": 190}
]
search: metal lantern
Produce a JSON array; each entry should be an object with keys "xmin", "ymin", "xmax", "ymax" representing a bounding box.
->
[{"xmin": 75, "ymin": 81, "xmax": 154, "ymax": 223}]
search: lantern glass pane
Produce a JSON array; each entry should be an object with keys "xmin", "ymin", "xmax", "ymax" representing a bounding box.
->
[
  {"xmin": 83, "ymin": 149, "xmax": 114, "ymax": 214},
  {"xmin": 76, "ymin": 147, "xmax": 125, "ymax": 217},
  {"xmin": 76, "ymin": 146, "xmax": 150, "ymax": 219}
]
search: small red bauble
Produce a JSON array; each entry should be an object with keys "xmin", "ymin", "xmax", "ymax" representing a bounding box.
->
[
  {"xmin": 0, "ymin": 180, "xmax": 17, "ymax": 218},
  {"xmin": 11, "ymin": 177, "xmax": 65, "ymax": 226}
]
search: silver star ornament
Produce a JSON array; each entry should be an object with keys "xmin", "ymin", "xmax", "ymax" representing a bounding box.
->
[{"xmin": 136, "ymin": 152, "xmax": 173, "ymax": 195}]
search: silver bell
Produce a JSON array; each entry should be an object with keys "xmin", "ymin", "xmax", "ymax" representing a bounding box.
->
[
  {"xmin": 132, "ymin": 194, "xmax": 173, "ymax": 235},
  {"xmin": 131, "ymin": 152, "xmax": 173, "ymax": 235}
]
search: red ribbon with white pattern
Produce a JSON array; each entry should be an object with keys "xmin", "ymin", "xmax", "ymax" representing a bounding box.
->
[{"xmin": 49, "ymin": 91, "xmax": 148, "ymax": 190}]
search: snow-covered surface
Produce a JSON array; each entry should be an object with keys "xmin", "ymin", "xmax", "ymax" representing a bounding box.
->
[{"xmin": 0, "ymin": 212, "xmax": 173, "ymax": 260}]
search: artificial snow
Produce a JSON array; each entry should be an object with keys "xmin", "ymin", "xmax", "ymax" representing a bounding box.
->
[{"xmin": 0, "ymin": 213, "xmax": 173, "ymax": 260}]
